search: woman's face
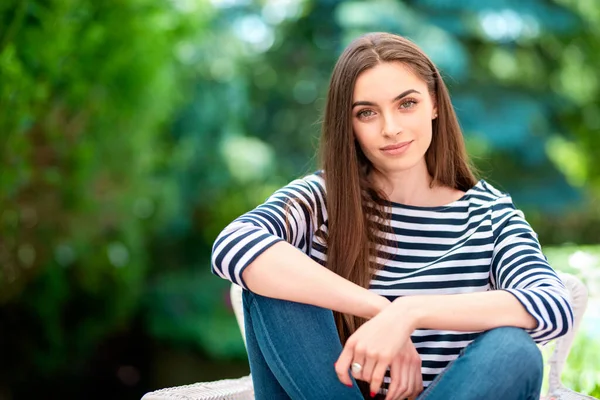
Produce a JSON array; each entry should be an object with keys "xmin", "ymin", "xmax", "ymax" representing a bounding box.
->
[{"xmin": 352, "ymin": 62, "xmax": 437, "ymax": 176}]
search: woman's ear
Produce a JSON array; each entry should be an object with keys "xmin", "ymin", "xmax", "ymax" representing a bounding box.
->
[{"xmin": 432, "ymin": 106, "xmax": 438, "ymax": 119}]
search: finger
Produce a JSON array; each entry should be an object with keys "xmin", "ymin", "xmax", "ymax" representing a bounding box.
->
[
  {"xmin": 358, "ymin": 353, "xmax": 375, "ymax": 383},
  {"xmin": 350, "ymin": 344, "xmax": 366, "ymax": 382},
  {"xmin": 335, "ymin": 344, "xmax": 355, "ymax": 387},
  {"xmin": 396, "ymin": 357, "xmax": 411, "ymax": 400},
  {"xmin": 350, "ymin": 357, "xmax": 366, "ymax": 382},
  {"xmin": 385, "ymin": 359, "xmax": 402, "ymax": 400},
  {"xmin": 404, "ymin": 361, "xmax": 415, "ymax": 400},
  {"xmin": 411, "ymin": 355, "xmax": 423, "ymax": 398},
  {"xmin": 414, "ymin": 363, "xmax": 424, "ymax": 398},
  {"xmin": 369, "ymin": 361, "xmax": 389, "ymax": 397}
]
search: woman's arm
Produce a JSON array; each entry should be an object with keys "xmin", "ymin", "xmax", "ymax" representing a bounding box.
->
[
  {"xmin": 393, "ymin": 290, "xmax": 537, "ymax": 332},
  {"xmin": 487, "ymin": 198, "xmax": 573, "ymax": 342},
  {"xmin": 334, "ymin": 289, "xmax": 537, "ymax": 397},
  {"xmin": 211, "ymin": 174, "xmax": 389, "ymax": 319},
  {"xmin": 243, "ymin": 241, "xmax": 389, "ymax": 319},
  {"xmin": 394, "ymin": 198, "xmax": 573, "ymax": 338},
  {"xmin": 335, "ymin": 196, "xmax": 574, "ymax": 395}
]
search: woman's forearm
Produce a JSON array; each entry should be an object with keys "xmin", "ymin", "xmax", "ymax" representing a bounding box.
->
[
  {"xmin": 242, "ymin": 241, "xmax": 390, "ymax": 319},
  {"xmin": 396, "ymin": 290, "xmax": 537, "ymax": 332}
]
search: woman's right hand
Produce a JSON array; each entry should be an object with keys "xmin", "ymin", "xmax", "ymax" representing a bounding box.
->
[
  {"xmin": 335, "ymin": 298, "xmax": 422, "ymax": 399},
  {"xmin": 346, "ymin": 337, "xmax": 422, "ymax": 399},
  {"xmin": 384, "ymin": 339, "xmax": 423, "ymax": 400}
]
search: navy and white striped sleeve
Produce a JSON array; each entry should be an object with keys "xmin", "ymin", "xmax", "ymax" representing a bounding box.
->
[
  {"xmin": 210, "ymin": 174, "xmax": 325, "ymax": 290},
  {"xmin": 490, "ymin": 196, "xmax": 574, "ymax": 344}
]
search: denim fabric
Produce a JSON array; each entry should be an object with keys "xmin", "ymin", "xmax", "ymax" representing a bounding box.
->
[{"xmin": 243, "ymin": 290, "xmax": 543, "ymax": 400}]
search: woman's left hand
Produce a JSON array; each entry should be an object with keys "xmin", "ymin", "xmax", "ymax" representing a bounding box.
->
[{"xmin": 334, "ymin": 299, "xmax": 417, "ymax": 395}]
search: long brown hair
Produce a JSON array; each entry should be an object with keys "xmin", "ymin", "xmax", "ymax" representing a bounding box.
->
[{"xmin": 320, "ymin": 32, "xmax": 478, "ymax": 343}]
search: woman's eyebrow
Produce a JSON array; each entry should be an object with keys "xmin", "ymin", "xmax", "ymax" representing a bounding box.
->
[{"xmin": 352, "ymin": 89, "xmax": 421, "ymax": 108}]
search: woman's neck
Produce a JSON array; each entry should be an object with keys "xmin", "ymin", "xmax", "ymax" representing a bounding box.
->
[{"xmin": 370, "ymin": 161, "xmax": 454, "ymax": 207}]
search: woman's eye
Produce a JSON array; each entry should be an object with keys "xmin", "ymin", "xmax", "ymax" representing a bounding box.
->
[
  {"xmin": 400, "ymin": 100, "xmax": 417, "ymax": 109},
  {"xmin": 357, "ymin": 109, "xmax": 374, "ymax": 119}
]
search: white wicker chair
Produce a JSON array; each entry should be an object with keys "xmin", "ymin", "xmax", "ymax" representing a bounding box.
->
[
  {"xmin": 542, "ymin": 273, "xmax": 596, "ymax": 400},
  {"xmin": 142, "ymin": 273, "xmax": 595, "ymax": 400}
]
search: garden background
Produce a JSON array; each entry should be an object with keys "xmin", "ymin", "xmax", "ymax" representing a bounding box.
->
[{"xmin": 1, "ymin": 0, "xmax": 599, "ymax": 398}]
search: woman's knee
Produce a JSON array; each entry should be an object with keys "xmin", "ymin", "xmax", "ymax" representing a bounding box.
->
[
  {"xmin": 244, "ymin": 290, "xmax": 332, "ymax": 315},
  {"xmin": 242, "ymin": 292, "xmax": 361, "ymax": 400},
  {"xmin": 481, "ymin": 327, "xmax": 543, "ymax": 383},
  {"xmin": 243, "ymin": 290, "xmax": 337, "ymax": 334}
]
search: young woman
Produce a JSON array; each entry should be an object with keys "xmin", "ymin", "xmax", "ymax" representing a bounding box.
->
[{"xmin": 211, "ymin": 32, "xmax": 573, "ymax": 400}]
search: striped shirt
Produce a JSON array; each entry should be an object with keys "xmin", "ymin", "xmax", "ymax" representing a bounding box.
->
[{"xmin": 211, "ymin": 172, "xmax": 574, "ymax": 389}]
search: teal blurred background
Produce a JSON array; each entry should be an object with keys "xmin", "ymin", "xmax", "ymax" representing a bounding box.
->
[{"xmin": 1, "ymin": 0, "xmax": 599, "ymax": 398}]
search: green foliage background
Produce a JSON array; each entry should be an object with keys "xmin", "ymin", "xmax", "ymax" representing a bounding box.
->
[{"xmin": 0, "ymin": 0, "xmax": 598, "ymax": 398}]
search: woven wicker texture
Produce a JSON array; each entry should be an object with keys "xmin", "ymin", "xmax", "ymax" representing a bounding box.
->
[{"xmin": 141, "ymin": 376, "xmax": 253, "ymax": 400}]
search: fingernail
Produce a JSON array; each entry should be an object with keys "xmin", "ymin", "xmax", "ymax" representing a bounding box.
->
[
  {"xmin": 346, "ymin": 383, "xmax": 352, "ymax": 387},
  {"xmin": 370, "ymin": 392, "xmax": 376, "ymax": 398}
]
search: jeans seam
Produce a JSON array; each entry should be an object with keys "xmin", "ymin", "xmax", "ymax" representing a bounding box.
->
[{"xmin": 252, "ymin": 298, "xmax": 307, "ymax": 400}]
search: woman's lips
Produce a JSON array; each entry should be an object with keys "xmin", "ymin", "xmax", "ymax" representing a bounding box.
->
[{"xmin": 381, "ymin": 141, "xmax": 413, "ymax": 155}]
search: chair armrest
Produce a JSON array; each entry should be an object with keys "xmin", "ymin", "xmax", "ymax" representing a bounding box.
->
[
  {"xmin": 141, "ymin": 375, "xmax": 254, "ymax": 400},
  {"xmin": 544, "ymin": 273, "xmax": 594, "ymax": 399},
  {"xmin": 231, "ymin": 284, "xmax": 247, "ymax": 350}
]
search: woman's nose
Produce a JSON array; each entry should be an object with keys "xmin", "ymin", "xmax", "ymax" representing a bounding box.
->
[{"xmin": 381, "ymin": 113, "xmax": 403, "ymax": 137}]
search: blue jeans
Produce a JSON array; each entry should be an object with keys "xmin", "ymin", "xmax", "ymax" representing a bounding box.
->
[{"xmin": 243, "ymin": 290, "xmax": 543, "ymax": 400}]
